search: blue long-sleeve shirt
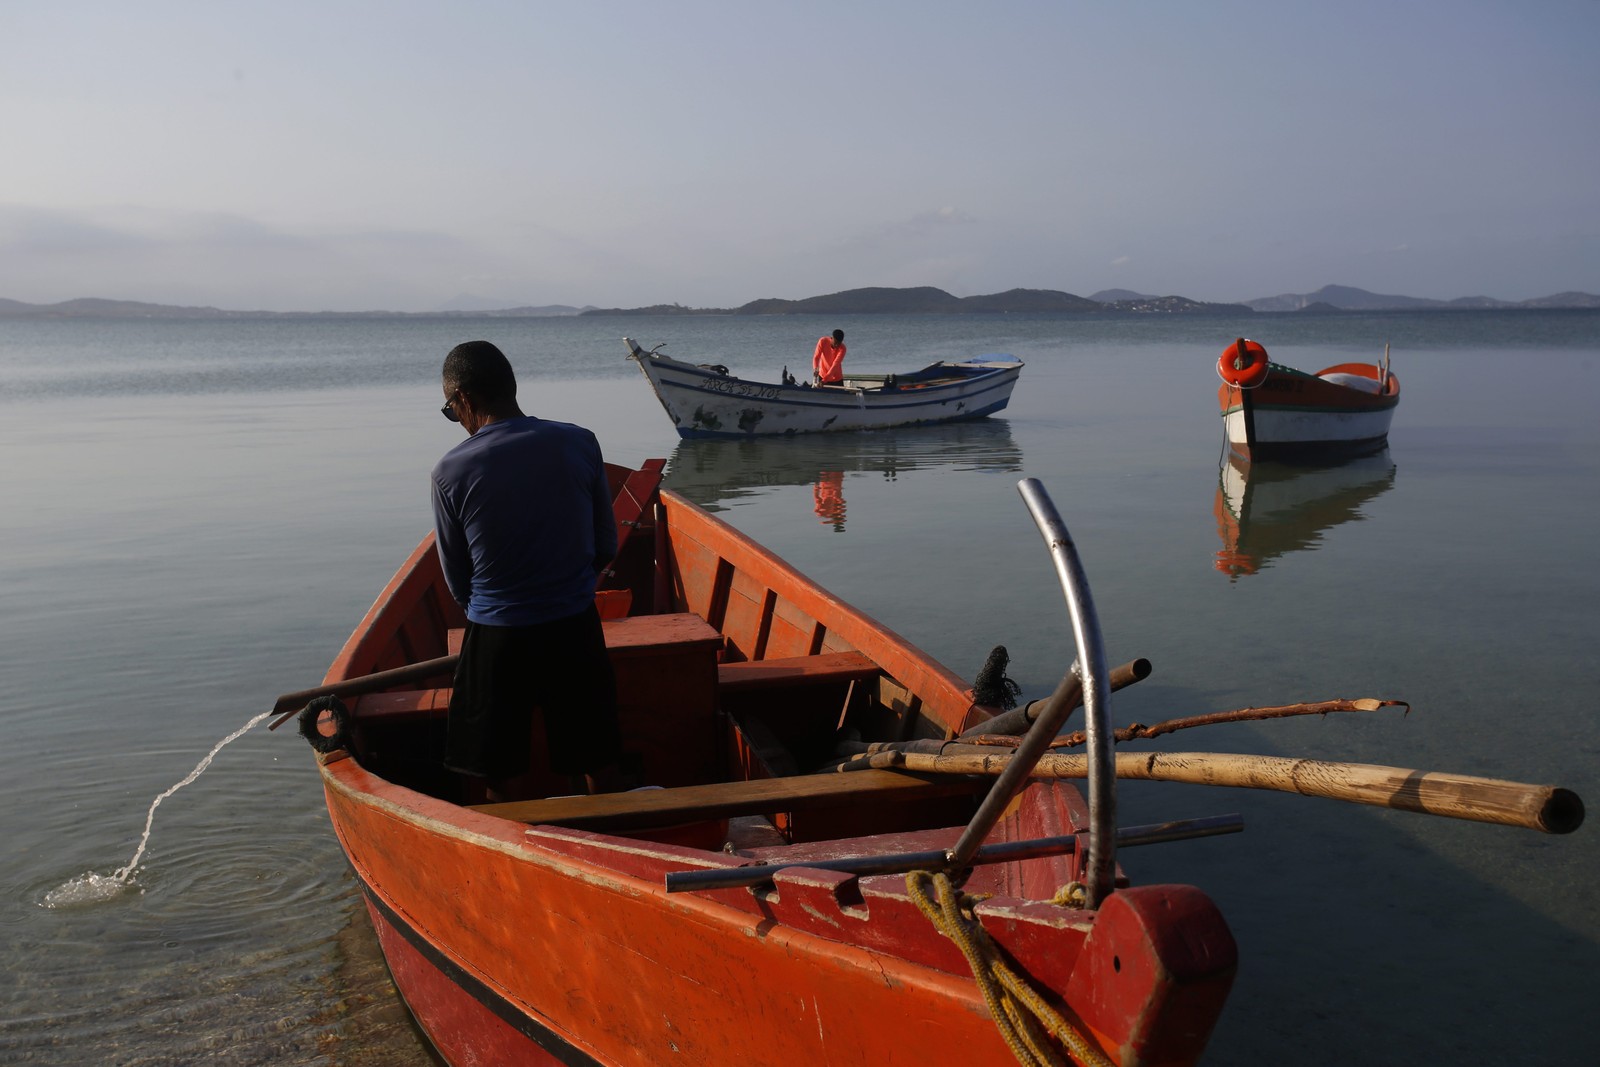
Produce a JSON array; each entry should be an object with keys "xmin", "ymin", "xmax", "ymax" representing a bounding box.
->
[{"xmin": 430, "ymin": 416, "xmax": 617, "ymax": 626}]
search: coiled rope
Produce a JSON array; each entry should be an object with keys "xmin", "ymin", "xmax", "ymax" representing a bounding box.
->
[{"xmin": 906, "ymin": 870, "xmax": 1113, "ymax": 1067}]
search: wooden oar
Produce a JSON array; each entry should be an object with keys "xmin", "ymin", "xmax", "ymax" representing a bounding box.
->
[
  {"xmin": 848, "ymin": 749, "xmax": 1584, "ymax": 835},
  {"xmin": 266, "ymin": 654, "xmax": 458, "ymax": 730}
]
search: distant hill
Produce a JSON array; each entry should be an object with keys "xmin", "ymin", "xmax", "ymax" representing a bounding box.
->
[
  {"xmin": 476, "ymin": 304, "xmax": 595, "ymax": 316},
  {"xmin": 0, "ymin": 297, "xmax": 594, "ymax": 320},
  {"xmin": 952, "ymin": 288, "xmax": 1105, "ymax": 313},
  {"xmin": 1521, "ymin": 291, "xmax": 1600, "ymax": 309},
  {"xmin": 0, "ymin": 297, "xmax": 254, "ymax": 319},
  {"xmin": 5, "ymin": 285, "xmax": 1597, "ymax": 320},
  {"xmin": 1245, "ymin": 284, "xmax": 1600, "ymax": 312},
  {"xmin": 735, "ymin": 286, "xmax": 966, "ymax": 314},
  {"xmin": 1097, "ymin": 294, "xmax": 1252, "ymax": 314},
  {"xmin": 578, "ymin": 302, "xmax": 729, "ymax": 316},
  {"xmin": 590, "ymin": 286, "xmax": 1244, "ymax": 316},
  {"xmin": 1089, "ymin": 287, "xmax": 1255, "ymax": 313},
  {"xmin": 436, "ymin": 293, "xmax": 591, "ymax": 315},
  {"xmin": 731, "ymin": 286, "xmax": 1107, "ymax": 315}
]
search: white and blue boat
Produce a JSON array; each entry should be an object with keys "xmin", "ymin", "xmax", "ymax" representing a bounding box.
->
[{"xmin": 625, "ymin": 337, "xmax": 1023, "ymax": 438}]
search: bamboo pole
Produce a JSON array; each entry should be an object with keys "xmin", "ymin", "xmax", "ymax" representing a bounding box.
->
[
  {"xmin": 836, "ymin": 697, "xmax": 1406, "ymax": 764},
  {"xmin": 1045, "ymin": 698, "xmax": 1409, "ymax": 749},
  {"xmin": 848, "ymin": 749, "xmax": 1584, "ymax": 835}
]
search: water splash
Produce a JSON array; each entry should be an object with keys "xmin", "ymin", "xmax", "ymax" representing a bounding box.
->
[{"xmin": 42, "ymin": 709, "xmax": 275, "ymax": 908}]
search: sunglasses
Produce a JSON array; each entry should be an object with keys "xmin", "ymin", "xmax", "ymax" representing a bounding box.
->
[{"xmin": 440, "ymin": 392, "xmax": 460, "ymax": 422}]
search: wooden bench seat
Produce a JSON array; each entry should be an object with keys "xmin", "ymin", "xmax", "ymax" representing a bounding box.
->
[
  {"xmin": 447, "ymin": 612, "xmax": 722, "ymax": 657},
  {"xmin": 717, "ymin": 650, "xmax": 880, "ymax": 692},
  {"xmin": 468, "ymin": 768, "xmax": 985, "ymax": 832},
  {"xmin": 351, "ymin": 687, "xmax": 450, "ymax": 723}
]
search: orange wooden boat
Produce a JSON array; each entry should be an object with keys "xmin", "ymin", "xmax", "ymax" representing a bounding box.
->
[{"xmin": 284, "ymin": 459, "xmax": 1238, "ymax": 1066}]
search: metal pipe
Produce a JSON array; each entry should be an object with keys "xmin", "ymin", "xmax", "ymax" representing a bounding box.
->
[
  {"xmin": 1015, "ymin": 478, "xmax": 1117, "ymax": 906},
  {"xmin": 664, "ymin": 814, "xmax": 1241, "ymax": 894},
  {"xmin": 941, "ymin": 661, "xmax": 1083, "ymax": 877},
  {"xmin": 956, "ymin": 657, "xmax": 1151, "ymax": 739}
]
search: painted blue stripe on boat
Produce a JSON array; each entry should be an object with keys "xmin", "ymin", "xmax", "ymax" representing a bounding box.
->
[{"xmin": 357, "ymin": 879, "xmax": 604, "ymax": 1067}]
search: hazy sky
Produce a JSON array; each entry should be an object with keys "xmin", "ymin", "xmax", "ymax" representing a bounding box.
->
[{"xmin": 3, "ymin": 1, "xmax": 1596, "ymax": 311}]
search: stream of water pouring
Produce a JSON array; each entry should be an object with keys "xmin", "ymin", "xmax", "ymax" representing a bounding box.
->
[{"xmin": 41, "ymin": 710, "xmax": 275, "ymax": 907}]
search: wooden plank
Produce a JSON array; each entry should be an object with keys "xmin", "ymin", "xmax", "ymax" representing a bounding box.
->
[
  {"xmin": 766, "ymin": 597, "xmax": 822, "ymax": 659},
  {"xmin": 352, "ymin": 687, "xmax": 451, "ymax": 723},
  {"xmin": 718, "ymin": 650, "xmax": 879, "ymax": 692},
  {"xmin": 659, "ymin": 493, "xmax": 979, "ymax": 735},
  {"xmin": 604, "ymin": 612, "xmax": 722, "ymax": 652},
  {"xmin": 448, "ymin": 614, "xmax": 722, "ymax": 657},
  {"xmin": 468, "ymin": 768, "xmax": 987, "ymax": 830}
]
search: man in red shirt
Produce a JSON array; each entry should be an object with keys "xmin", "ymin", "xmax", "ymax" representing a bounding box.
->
[{"xmin": 812, "ymin": 329, "xmax": 846, "ymax": 385}]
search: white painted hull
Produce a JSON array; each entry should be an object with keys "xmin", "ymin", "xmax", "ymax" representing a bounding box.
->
[
  {"xmin": 628, "ymin": 346, "xmax": 1023, "ymax": 438},
  {"xmin": 1222, "ymin": 404, "xmax": 1395, "ymax": 450}
]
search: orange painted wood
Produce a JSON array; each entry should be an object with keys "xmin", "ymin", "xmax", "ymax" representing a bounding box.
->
[
  {"xmin": 467, "ymin": 768, "xmax": 988, "ymax": 830},
  {"xmin": 716, "ymin": 650, "xmax": 879, "ymax": 692},
  {"xmin": 659, "ymin": 492, "xmax": 978, "ymax": 734},
  {"xmin": 324, "ymin": 773, "xmax": 1025, "ymax": 1065},
  {"xmin": 351, "ymin": 687, "xmax": 451, "ymax": 723},
  {"xmin": 602, "ymin": 611, "xmax": 722, "ymax": 652}
]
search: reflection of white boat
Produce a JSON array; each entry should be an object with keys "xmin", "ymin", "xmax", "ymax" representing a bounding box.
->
[
  {"xmin": 1213, "ymin": 449, "xmax": 1397, "ymax": 577},
  {"xmin": 664, "ymin": 419, "xmax": 1024, "ymax": 525},
  {"xmin": 627, "ymin": 338, "xmax": 1023, "ymax": 438},
  {"xmin": 1216, "ymin": 339, "xmax": 1400, "ymax": 462}
]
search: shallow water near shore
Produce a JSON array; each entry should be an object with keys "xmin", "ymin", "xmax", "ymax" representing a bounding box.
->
[{"xmin": 2, "ymin": 310, "xmax": 1597, "ymax": 1064}]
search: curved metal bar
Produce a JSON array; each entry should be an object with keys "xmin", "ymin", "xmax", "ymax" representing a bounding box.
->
[
  {"xmin": 1016, "ymin": 478, "xmax": 1117, "ymax": 906},
  {"xmin": 942, "ymin": 659, "xmax": 1085, "ymax": 879}
]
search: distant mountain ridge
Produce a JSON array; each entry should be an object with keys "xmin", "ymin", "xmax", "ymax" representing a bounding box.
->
[
  {"xmin": 1243, "ymin": 284, "xmax": 1600, "ymax": 312},
  {"xmin": 1, "ymin": 285, "xmax": 1595, "ymax": 319},
  {"xmin": 583, "ymin": 287, "xmax": 1247, "ymax": 316},
  {"xmin": 0, "ymin": 297, "xmax": 594, "ymax": 319}
]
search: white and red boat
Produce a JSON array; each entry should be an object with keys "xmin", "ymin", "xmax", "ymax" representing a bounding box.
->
[{"xmin": 1216, "ymin": 338, "xmax": 1400, "ymax": 462}]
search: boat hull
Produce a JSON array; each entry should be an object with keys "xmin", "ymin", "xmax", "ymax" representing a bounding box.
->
[
  {"xmin": 629, "ymin": 349, "xmax": 1023, "ymax": 438},
  {"xmin": 306, "ymin": 477, "xmax": 1236, "ymax": 1066},
  {"xmin": 324, "ymin": 758, "xmax": 1233, "ymax": 1067},
  {"xmin": 1218, "ymin": 361, "xmax": 1399, "ymax": 462}
]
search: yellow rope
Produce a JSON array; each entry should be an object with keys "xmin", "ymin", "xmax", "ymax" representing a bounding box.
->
[{"xmin": 906, "ymin": 870, "xmax": 1115, "ymax": 1067}]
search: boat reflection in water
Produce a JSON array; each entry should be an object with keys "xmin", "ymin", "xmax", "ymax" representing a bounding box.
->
[
  {"xmin": 813, "ymin": 469, "xmax": 846, "ymax": 531},
  {"xmin": 665, "ymin": 419, "xmax": 1023, "ymax": 530},
  {"xmin": 1213, "ymin": 448, "xmax": 1397, "ymax": 578}
]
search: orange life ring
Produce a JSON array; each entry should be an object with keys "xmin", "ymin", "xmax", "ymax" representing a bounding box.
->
[{"xmin": 1217, "ymin": 338, "xmax": 1270, "ymax": 389}]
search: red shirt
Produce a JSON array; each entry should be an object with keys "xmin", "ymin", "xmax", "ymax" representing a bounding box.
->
[{"xmin": 813, "ymin": 336, "xmax": 846, "ymax": 383}]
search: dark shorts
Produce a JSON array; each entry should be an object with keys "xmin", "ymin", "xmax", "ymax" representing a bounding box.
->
[{"xmin": 446, "ymin": 605, "xmax": 621, "ymax": 779}]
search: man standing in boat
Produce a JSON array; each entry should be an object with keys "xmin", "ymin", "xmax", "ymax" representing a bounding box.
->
[
  {"xmin": 432, "ymin": 340, "xmax": 625, "ymax": 800},
  {"xmin": 812, "ymin": 328, "xmax": 846, "ymax": 386}
]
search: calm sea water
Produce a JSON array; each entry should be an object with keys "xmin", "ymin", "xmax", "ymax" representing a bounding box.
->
[{"xmin": 2, "ymin": 310, "xmax": 1597, "ymax": 1065}]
